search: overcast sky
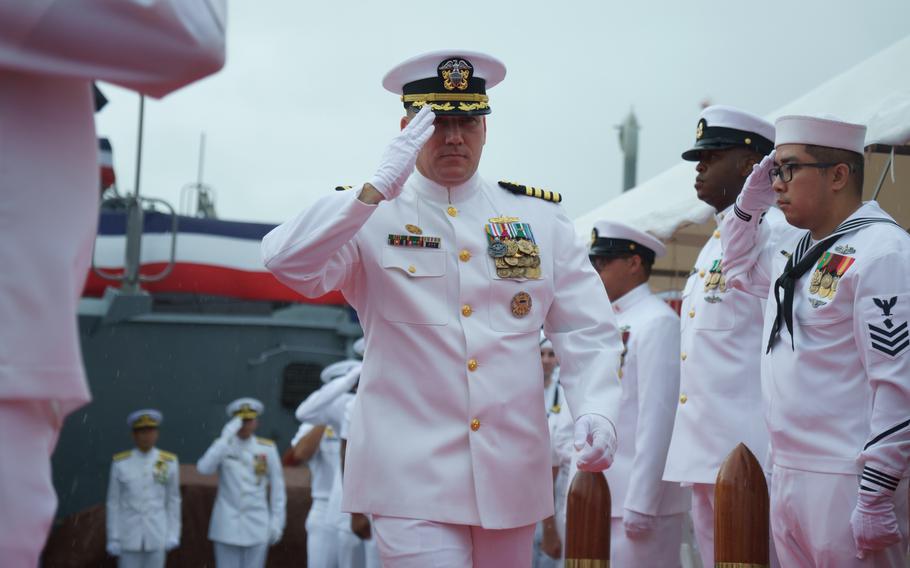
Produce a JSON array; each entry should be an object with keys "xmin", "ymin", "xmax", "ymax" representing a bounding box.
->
[{"xmin": 95, "ymin": 0, "xmax": 910, "ymax": 224}]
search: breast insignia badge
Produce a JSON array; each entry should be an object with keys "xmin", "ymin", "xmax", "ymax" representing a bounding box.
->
[{"xmin": 511, "ymin": 291, "xmax": 532, "ymax": 318}]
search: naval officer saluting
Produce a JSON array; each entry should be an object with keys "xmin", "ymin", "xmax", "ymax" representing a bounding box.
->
[
  {"xmin": 197, "ymin": 398, "xmax": 286, "ymax": 568},
  {"xmin": 262, "ymin": 50, "xmax": 625, "ymax": 567},
  {"xmin": 106, "ymin": 409, "xmax": 181, "ymax": 568}
]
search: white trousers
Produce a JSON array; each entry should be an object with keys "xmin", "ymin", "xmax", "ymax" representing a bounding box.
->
[
  {"xmin": 363, "ymin": 536, "xmax": 381, "ymax": 568},
  {"xmin": 373, "ymin": 515, "xmax": 536, "ymax": 568},
  {"xmin": 337, "ymin": 527, "xmax": 365, "ymax": 568},
  {"xmin": 690, "ymin": 483, "xmax": 714, "ymax": 568},
  {"xmin": 307, "ymin": 498, "xmax": 340, "ymax": 568},
  {"xmin": 213, "ymin": 542, "xmax": 268, "ymax": 568},
  {"xmin": 770, "ymin": 465, "xmax": 909, "ymax": 568},
  {"xmin": 610, "ymin": 513, "xmax": 684, "ymax": 568},
  {"xmin": 118, "ymin": 549, "xmax": 166, "ymax": 568},
  {"xmin": 531, "ymin": 521, "xmax": 562, "ymax": 568},
  {"xmin": 0, "ymin": 400, "xmax": 62, "ymax": 567}
]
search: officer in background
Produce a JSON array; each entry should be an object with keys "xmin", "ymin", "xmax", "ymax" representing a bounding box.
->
[
  {"xmin": 106, "ymin": 409, "xmax": 181, "ymax": 568},
  {"xmin": 721, "ymin": 115, "xmax": 910, "ymax": 566},
  {"xmin": 662, "ymin": 105, "xmax": 780, "ymax": 567},
  {"xmin": 587, "ymin": 220, "xmax": 691, "ymax": 566},
  {"xmin": 197, "ymin": 398, "xmax": 286, "ymax": 568},
  {"xmin": 262, "ymin": 50, "xmax": 624, "ymax": 566}
]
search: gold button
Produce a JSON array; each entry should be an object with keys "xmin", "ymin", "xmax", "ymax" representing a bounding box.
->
[
  {"xmin": 681, "ymin": 352, "xmax": 687, "ymax": 361},
  {"xmin": 699, "ymin": 269, "xmax": 706, "ymax": 278},
  {"xmin": 470, "ymin": 418, "xmax": 481, "ymax": 431},
  {"xmin": 713, "ymin": 230, "xmax": 721, "ymax": 239},
  {"xmin": 680, "ymin": 394, "xmax": 688, "ymax": 404},
  {"xmin": 459, "ymin": 249, "xmax": 471, "ymax": 262},
  {"xmin": 461, "ymin": 304, "xmax": 473, "ymax": 317},
  {"xmin": 467, "ymin": 359, "xmax": 478, "ymax": 372},
  {"xmin": 407, "ymin": 265, "xmax": 416, "ymax": 274},
  {"xmin": 447, "ymin": 206, "xmax": 458, "ymax": 217},
  {"xmin": 689, "ymin": 309, "xmax": 696, "ymax": 318}
]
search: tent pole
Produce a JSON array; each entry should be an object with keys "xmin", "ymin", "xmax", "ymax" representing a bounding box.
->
[{"xmin": 871, "ymin": 150, "xmax": 893, "ymax": 201}]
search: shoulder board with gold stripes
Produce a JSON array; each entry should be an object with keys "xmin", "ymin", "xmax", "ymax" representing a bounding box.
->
[
  {"xmin": 335, "ymin": 185, "xmax": 354, "ymax": 192},
  {"xmin": 498, "ymin": 181, "xmax": 562, "ymax": 203},
  {"xmin": 158, "ymin": 450, "xmax": 177, "ymax": 462},
  {"xmin": 113, "ymin": 450, "xmax": 132, "ymax": 462},
  {"xmin": 256, "ymin": 437, "xmax": 275, "ymax": 447}
]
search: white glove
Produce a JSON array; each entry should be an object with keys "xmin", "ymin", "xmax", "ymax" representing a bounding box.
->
[
  {"xmin": 106, "ymin": 541, "xmax": 121, "ymax": 557},
  {"xmin": 850, "ymin": 491, "xmax": 902, "ymax": 558},
  {"xmin": 737, "ymin": 150, "xmax": 777, "ymax": 213},
  {"xmin": 623, "ymin": 508, "xmax": 656, "ymax": 538},
  {"xmin": 368, "ymin": 104, "xmax": 435, "ymax": 200},
  {"xmin": 295, "ymin": 365, "xmax": 361, "ymax": 423},
  {"xmin": 268, "ymin": 524, "xmax": 282, "ymax": 545},
  {"xmin": 220, "ymin": 416, "xmax": 243, "ymax": 440},
  {"xmin": 573, "ymin": 413, "xmax": 617, "ymax": 472},
  {"xmin": 165, "ymin": 537, "xmax": 180, "ymax": 551}
]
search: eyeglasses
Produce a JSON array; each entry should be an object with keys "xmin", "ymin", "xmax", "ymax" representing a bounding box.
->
[{"xmin": 768, "ymin": 162, "xmax": 854, "ymax": 183}]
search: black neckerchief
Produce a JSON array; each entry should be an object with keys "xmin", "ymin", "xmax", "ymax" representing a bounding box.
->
[{"xmin": 766, "ymin": 216, "xmax": 899, "ymax": 353}]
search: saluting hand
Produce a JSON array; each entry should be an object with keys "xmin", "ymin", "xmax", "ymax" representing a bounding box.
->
[
  {"xmin": 220, "ymin": 416, "xmax": 243, "ymax": 441},
  {"xmin": 366, "ymin": 104, "xmax": 436, "ymax": 201},
  {"xmin": 738, "ymin": 149, "xmax": 777, "ymax": 213},
  {"xmin": 573, "ymin": 413, "xmax": 617, "ymax": 472}
]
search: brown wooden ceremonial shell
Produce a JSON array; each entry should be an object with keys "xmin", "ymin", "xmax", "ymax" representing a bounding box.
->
[
  {"xmin": 715, "ymin": 443, "xmax": 770, "ymax": 567},
  {"xmin": 565, "ymin": 471, "xmax": 611, "ymax": 567}
]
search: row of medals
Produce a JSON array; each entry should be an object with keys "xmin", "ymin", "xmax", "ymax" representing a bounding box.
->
[
  {"xmin": 809, "ymin": 270, "xmax": 838, "ymax": 299},
  {"xmin": 488, "ymin": 238, "xmax": 541, "ymax": 279}
]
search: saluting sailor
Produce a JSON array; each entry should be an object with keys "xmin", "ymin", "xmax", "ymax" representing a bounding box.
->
[
  {"xmin": 661, "ymin": 105, "xmax": 781, "ymax": 568},
  {"xmin": 721, "ymin": 115, "xmax": 910, "ymax": 566},
  {"xmin": 587, "ymin": 220, "xmax": 692, "ymax": 567},
  {"xmin": 261, "ymin": 50, "xmax": 624, "ymax": 567},
  {"xmin": 106, "ymin": 409, "xmax": 181, "ymax": 568},
  {"xmin": 197, "ymin": 398, "xmax": 286, "ymax": 568}
]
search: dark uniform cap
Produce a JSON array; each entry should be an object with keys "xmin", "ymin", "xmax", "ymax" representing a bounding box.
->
[
  {"xmin": 589, "ymin": 219, "xmax": 666, "ymax": 263},
  {"xmin": 681, "ymin": 105, "xmax": 775, "ymax": 161},
  {"xmin": 382, "ymin": 50, "xmax": 506, "ymax": 116}
]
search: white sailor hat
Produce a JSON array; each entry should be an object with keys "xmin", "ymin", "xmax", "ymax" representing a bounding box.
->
[
  {"xmin": 382, "ymin": 49, "xmax": 506, "ymax": 116},
  {"xmin": 320, "ymin": 360, "xmax": 361, "ymax": 384},
  {"xmin": 682, "ymin": 105, "xmax": 775, "ymax": 161},
  {"xmin": 226, "ymin": 397, "xmax": 264, "ymax": 419},
  {"xmin": 127, "ymin": 408, "xmax": 162, "ymax": 429},
  {"xmin": 352, "ymin": 337, "xmax": 366, "ymax": 358},
  {"xmin": 775, "ymin": 114, "xmax": 866, "ymax": 154},
  {"xmin": 539, "ymin": 330, "xmax": 553, "ymax": 349},
  {"xmin": 589, "ymin": 219, "xmax": 666, "ymax": 261}
]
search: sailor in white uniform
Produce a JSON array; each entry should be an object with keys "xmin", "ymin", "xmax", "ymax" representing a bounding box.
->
[
  {"xmin": 197, "ymin": 398, "xmax": 286, "ymax": 568},
  {"xmin": 662, "ymin": 105, "xmax": 780, "ymax": 567},
  {"xmin": 106, "ymin": 409, "xmax": 181, "ymax": 568},
  {"xmin": 262, "ymin": 49, "xmax": 623, "ymax": 568},
  {"xmin": 721, "ymin": 114, "xmax": 910, "ymax": 567},
  {"xmin": 292, "ymin": 358, "xmax": 364, "ymax": 568},
  {"xmin": 0, "ymin": 4, "xmax": 225, "ymax": 563},
  {"xmin": 587, "ymin": 220, "xmax": 692, "ymax": 567}
]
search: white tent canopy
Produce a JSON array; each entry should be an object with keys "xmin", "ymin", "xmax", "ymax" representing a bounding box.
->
[{"xmin": 575, "ymin": 34, "xmax": 910, "ymax": 292}]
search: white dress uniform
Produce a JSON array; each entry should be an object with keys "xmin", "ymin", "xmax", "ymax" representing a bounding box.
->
[
  {"xmin": 106, "ymin": 448, "xmax": 181, "ymax": 568},
  {"xmin": 197, "ymin": 429, "xmax": 286, "ymax": 568},
  {"xmin": 588, "ymin": 283, "xmax": 690, "ymax": 567},
  {"xmin": 0, "ymin": 4, "xmax": 224, "ymax": 564},
  {"xmin": 663, "ymin": 105, "xmax": 780, "ymax": 568},
  {"xmin": 721, "ymin": 114, "xmax": 910, "ymax": 566},
  {"xmin": 532, "ymin": 371, "xmax": 566, "ymax": 568},
  {"xmin": 723, "ymin": 199, "xmax": 910, "ymax": 566},
  {"xmin": 262, "ymin": 167, "xmax": 624, "ymax": 530},
  {"xmin": 296, "ymin": 422, "xmax": 342, "ymax": 568}
]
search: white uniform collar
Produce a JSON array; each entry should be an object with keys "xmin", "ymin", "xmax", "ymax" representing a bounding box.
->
[
  {"xmin": 611, "ymin": 282, "xmax": 651, "ymax": 314},
  {"xmin": 408, "ymin": 169, "xmax": 483, "ymax": 205},
  {"xmin": 714, "ymin": 203, "xmax": 734, "ymax": 225}
]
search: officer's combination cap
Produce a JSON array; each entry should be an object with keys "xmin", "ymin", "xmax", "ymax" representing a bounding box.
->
[
  {"xmin": 127, "ymin": 408, "xmax": 162, "ymax": 430},
  {"xmin": 227, "ymin": 397, "xmax": 264, "ymax": 419},
  {"xmin": 775, "ymin": 114, "xmax": 866, "ymax": 154},
  {"xmin": 590, "ymin": 219, "xmax": 666, "ymax": 262},
  {"xmin": 682, "ymin": 105, "xmax": 775, "ymax": 161},
  {"xmin": 383, "ymin": 49, "xmax": 506, "ymax": 116}
]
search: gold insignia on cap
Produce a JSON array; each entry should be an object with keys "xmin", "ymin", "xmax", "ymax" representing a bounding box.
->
[
  {"xmin": 439, "ymin": 59, "xmax": 472, "ymax": 91},
  {"xmin": 511, "ymin": 291, "xmax": 532, "ymax": 318},
  {"xmin": 696, "ymin": 119, "xmax": 705, "ymax": 140},
  {"xmin": 590, "ymin": 228, "xmax": 598, "ymax": 248}
]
